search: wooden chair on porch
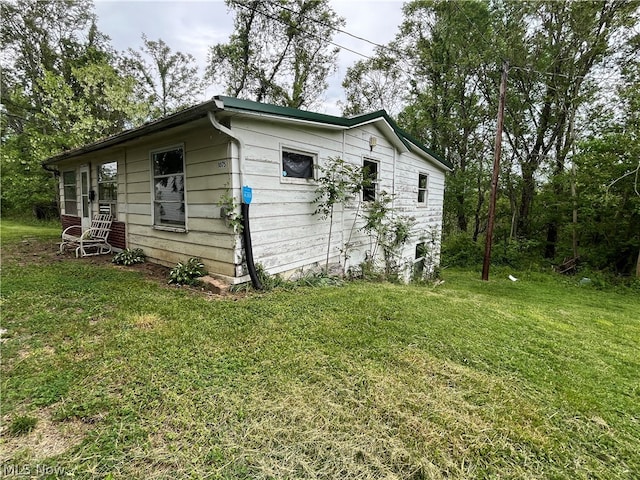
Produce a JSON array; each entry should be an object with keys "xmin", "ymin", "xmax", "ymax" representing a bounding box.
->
[{"xmin": 60, "ymin": 214, "xmax": 113, "ymax": 258}]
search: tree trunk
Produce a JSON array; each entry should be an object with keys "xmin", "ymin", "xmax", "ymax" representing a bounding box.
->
[
  {"xmin": 518, "ymin": 163, "xmax": 536, "ymax": 237},
  {"xmin": 544, "ymin": 223, "xmax": 558, "ymax": 259},
  {"xmin": 457, "ymin": 193, "xmax": 468, "ymax": 233}
]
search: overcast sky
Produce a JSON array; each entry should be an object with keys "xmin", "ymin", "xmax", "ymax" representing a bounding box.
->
[{"xmin": 93, "ymin": 0, "xmax": 406, "ymax": 115}]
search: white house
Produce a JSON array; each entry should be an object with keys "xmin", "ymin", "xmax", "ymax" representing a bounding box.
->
[{"xmin": 43, "ymin": 96, "xmax": 451, "ymax": 284}]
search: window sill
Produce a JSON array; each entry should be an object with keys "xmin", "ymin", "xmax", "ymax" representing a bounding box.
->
[
  {"xmin": 153, "ymin": 225, "xmax": 187, "ymax": 233},
  {"xmin": 280, "ymin": 176, "xmax": 316, "ymax": 185}
]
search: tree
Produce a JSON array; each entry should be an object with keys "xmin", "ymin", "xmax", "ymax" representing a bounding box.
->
[
  {"xmin": 208, "ymin": 0, "xmax": 344, "ymax": 109},
  {"xmin": 341, "ymin": 50, "xmax": 406, "ymax": 117},
  {"xmin": 395, "ymin": 0, "xmax": 493, "ymax": 237},
  {"xmin": 0, "ymin": 0, "xmax": 146, "ymax": 216},
  {"xmin": 568, "ymin": 31, "xmax": 640, "ymax": 276},
  {"xmin": 313, "ymin": 157, "xmax": 363, "ymax": 271},
  {"xmin": 122, "ymin": 35, "xmax": 204, "ymax": 118},
  {"xmin": 1, "ymin": 0, "xmax": 101, "ymax": 133},
  {"xmin": 495, "ymin": 0, "xmax": 639, "ymax": 248}
]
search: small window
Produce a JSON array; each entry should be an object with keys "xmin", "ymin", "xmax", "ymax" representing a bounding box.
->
[
  {"xmin": 282, "ymin": 149, "xmax": 314, "ymax": 179},
  {"xmin": 414, "ymin": 242, "xmax": 427, "ymax": 277},
  {"xmin": 98, "ymin": 162, "xmax": 117, "ymax": 218},
  {"xmin": 362, "ymin": 159, "xmax": 379, "ymax": 202},
  {"xmin": 62, "ymin": 171, "xmax": 77, "ymax": 215},
  {"xmin": 418, "ymin": 173, "xmax": 428, "ymax": 204},
  {"xmin": 152, "ymin": 146, "xmax": 185, "ymax": 227}
]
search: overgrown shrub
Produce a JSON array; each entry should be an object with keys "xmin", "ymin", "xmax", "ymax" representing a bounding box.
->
[
  {"xmin": 360, "ymin": 191, "xmax": 416, "ymax": 277},
  {"xmin": 255, "ymin": 263, "xmax": 286, "ymax": 290},
  {"xmin": 112, "ymin": 248, "xmax": 146, "ymax": 266},
  {"xmin": 440, "ymin": 233, "xmax": 484, "ymax": 267},
  {"xmin": 168, "ymin": 258, "xmax": 208, "ymax": 285}
]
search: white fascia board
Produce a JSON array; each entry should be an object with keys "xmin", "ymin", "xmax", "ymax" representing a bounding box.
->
[{"xmin": 229, "ymin": 110, "xmax": 348, "ymax": 130}]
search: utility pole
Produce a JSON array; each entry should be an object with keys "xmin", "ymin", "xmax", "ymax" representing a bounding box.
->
[
  {"xmin": 482, "ymin": 61, "xmax": 508, "ymax": 281},
  {"xmin": 571, "ymin": 161, "xmax": 578, "ymax": 259}
]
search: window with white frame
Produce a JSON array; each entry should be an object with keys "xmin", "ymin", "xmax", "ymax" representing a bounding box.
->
[
  {"xmin": 418, "ymin": 173, "xmax": 429, "ymax": 205},
  {"xmin": 282, "ymin": 148, "xmax": 315, "ymax": 180},
  {"xmin": 362, "ymin": 159, "xmax": 379, "ymax": 202},
  {"xmin": 62, "ymin": 171, "xmax": 78, "ymax": 215},
  {"xmin": 98, "ymin": 161, "xmax": 117, "ymax": 217},
  {"xmin": 152, "ymin": 146, "xmax": 185, "ymax": 228}
]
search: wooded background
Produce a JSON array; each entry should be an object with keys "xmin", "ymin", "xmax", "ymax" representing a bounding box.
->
[{"xmin": 2, "ymin": 0, "xmax": 638, "ymax": 276}]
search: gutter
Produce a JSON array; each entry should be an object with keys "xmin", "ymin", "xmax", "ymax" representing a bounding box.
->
[
  {"xmin": 42, "ymin": 163, "xmax": 60, "ymax": 177},
  {"xmin": 207, "ymin": 102, "xmax": 245, "ymax": 188},
  {"xmin": 207, "ymin": 102, "xmax": 262, "ymax": 290}
]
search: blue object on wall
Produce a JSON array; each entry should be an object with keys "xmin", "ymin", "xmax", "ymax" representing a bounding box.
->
[{"xmin": 242, "ymin": 185, "xmax": 252, "ymax": 204}]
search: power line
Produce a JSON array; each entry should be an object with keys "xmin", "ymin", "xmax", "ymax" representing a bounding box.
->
[
  {"xmin": 232, "ymin": 0, "xmax": 376, "ymax": 61},
  {"xmin": 263, "ymin": 0, "xmax": 389, "ymax": 52},
  {"xmin": 227, "ymin": 0, "xmax": 630, "ymax": 105},
  {"xmin": 234, "ymin": 0, "xmax": 419, "ymax": 73}
]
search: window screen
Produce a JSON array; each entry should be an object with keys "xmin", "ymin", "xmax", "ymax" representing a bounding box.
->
[
  {"xmin": 62, "ymin": 171, "xmax": 78, "ymax": 215},
  {"xmin": 418, "ymin": 173, "xmax": 428, "ymax": 204},
  {"xmin": 98, "ymin": 162, "xmax": 117, "ymax": 217}
]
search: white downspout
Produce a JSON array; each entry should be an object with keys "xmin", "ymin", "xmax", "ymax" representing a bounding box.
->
[
  {"xmin": 207, "ymin": 105, "xmax": 262, "ymax": 289},
  {"xmin": 207, "ymin": 109, "xmax": 245, "ymax": 189}
]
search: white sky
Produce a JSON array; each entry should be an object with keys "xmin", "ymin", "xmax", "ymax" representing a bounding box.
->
[{"xmin": 93, "ymin": 0, "xmax": 406, "ymax": 115}]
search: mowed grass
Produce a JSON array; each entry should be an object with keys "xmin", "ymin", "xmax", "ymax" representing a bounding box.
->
[{"xmin": 1, "ymin": 220, "xmax": 639, "ymax": 479}]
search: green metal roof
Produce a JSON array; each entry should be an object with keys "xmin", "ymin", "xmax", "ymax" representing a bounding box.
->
[
  {"xmin": 217, "ymin": 96, "xmax": 452, "ymax": 170},
  {"xmin": 43, "ymin": 96, "xmax": 451, "ymax": 170}
]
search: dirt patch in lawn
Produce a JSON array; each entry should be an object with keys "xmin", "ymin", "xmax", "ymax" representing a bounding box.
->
[
  {"xmin": 2, "ymin": 237, "xmax": 229, "ymax": 297},
  {"xmin": 0, "ymin": 407, "xmax": 89, "ymax": 463}
]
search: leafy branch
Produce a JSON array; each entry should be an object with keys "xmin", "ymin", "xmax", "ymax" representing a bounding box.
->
[
  {"xmin": 218, "ymin": 188, "xmax": 243, "ymax": 234},
  {"xmin": 313, "ymin": 157, "xmax": 364, "ymax": 271}
]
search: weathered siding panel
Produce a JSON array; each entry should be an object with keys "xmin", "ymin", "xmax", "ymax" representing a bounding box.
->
[
  {"xmin": 120, "ymin": 123, "xmax": 236, "ymax": 276},
  {"xmin": 55, "ymin": 121, "xmax": 238, "ymax": 278},
  {"xmin": 393, "ymin": 149, "xmax": 446, "ymax": 269},
  {"xmin": 232, "ymin": 118, "xmax": 425, "ymax": 277}
]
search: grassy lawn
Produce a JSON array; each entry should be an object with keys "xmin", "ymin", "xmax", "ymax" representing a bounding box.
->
[{"xmin": 1, "ymin": 219, "xmax": 639, "ymax": 479}]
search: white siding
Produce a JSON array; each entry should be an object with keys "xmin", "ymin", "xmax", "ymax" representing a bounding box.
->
[
  {"xmin": 56, "ymin": 119, "xmax": 238, "ymax": 278},
  {"xmin": 232, "ymin": 116, "xmax": 447, "ymax": 279},
  {"xmin": 54, "ymin": 113, "xmax": 446, "ymax": 283},
  {"xmin": 121, "ymin": 121, "xmax": 236, "ymax": 275}
]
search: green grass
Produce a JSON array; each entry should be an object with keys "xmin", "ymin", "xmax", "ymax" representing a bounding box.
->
[
  {"xmin": 1, "ymin": 218, "xmax": 61, "ymax": 244},
  {"xmin": 1, "ymin": 220, "xmax": 639, "ymax": 479}
]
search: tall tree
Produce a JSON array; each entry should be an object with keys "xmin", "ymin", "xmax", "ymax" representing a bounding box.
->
[
  {"xmin": 341, "ymin": 50, "xmax": 406, "ymax": 117},
  {"xmin": 396, "ymin": 0, "xmax": 493, "ymax": 236},
  {"xmin": 208, "ymin": 0, "xmax": 344, "ymax": 109},
  {"xmin": 496, "ymin": 0, "xmax": 639, "ymax": 246},
  {"xmin": 568, "ymin": 31, "xmax": 640, "ymax": 275},
  {"xmin": 122, "ymin": 35, "xmax": 204, "ymax": 118},
  {"xmin": 1, "ymin": 0, "xmax": 100, "ymax": 134},
  {"xmin": 0, "ymin": 0, "xmax": 146, "ymax": 215}
]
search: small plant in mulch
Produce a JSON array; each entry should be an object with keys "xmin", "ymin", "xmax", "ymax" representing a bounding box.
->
[
  {"xmin": 8, "ymin": 415, "xmax": 38, "ymax": 436},
  {"xmin": 168, "ymin": 258, "xmax": 208, "ymax": 286},
  {"xmin": 112, "ymin": 248, "xmax": 146, "ymax": 266}
]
